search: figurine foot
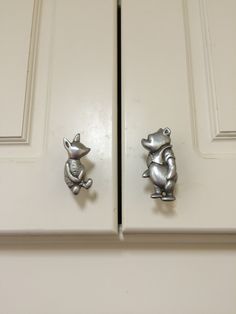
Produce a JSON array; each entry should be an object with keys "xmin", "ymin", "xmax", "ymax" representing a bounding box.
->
[
  {"xmin": 82, "ymin": 178, "xmax": 93, "ymax": 189},
  {"xmin": 162, "ymin": 195, "xmax": 175, "ymax": 201},
  {"xmin": 151, "ymin": 193, "xmax": 162, "ymax": 199},
  {"xmin": 72, "ymin": 185, "xmax": 80, "ymax": 195}
]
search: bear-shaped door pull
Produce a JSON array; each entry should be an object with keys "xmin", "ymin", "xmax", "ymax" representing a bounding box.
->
[
  {"xmin": 141, "ymin": 128, "xmax": 177, "ymax": 201},
  {"xmin": 63, "ymin": 133, "xmax": 93, "ymax": 195}
]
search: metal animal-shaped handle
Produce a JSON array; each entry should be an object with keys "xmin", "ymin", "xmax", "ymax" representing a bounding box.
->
[
  {"xmin": 141, "ymin": 127, "xmax": 177, "ymax": 201},
  {"xmin": 63, "ymin": 133, "xmax": 93, "ymax": 195}
]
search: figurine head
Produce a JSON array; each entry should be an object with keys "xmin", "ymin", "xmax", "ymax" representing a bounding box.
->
[
  {"xmin": 141, "ymin": 127, "xmax": 171, "ymax": 153},
  {"xmin": 63, "ymin": 133, "xmax": 90, "ymax": 159}
]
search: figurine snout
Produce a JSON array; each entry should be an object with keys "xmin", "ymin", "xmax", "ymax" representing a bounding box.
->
[
  {"xmin": 80, "ymin": 146, "xmax": 90, "ymax": 157},
  {"xmin": 141, "ymin": 138, "xmax": 151, "ymax": 150},
  {"xmin": 85, "ymin": 147, "xmax": 91, "ymax": 154}
]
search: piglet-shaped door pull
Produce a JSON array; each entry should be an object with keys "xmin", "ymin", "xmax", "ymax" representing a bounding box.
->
[
  {"xmin": 141, "ymin": 127, "xmax": 177, "ymax": 201},
  {"xmin": 63, "ymin": 133, "xmax": 93, "ymax": 195}
]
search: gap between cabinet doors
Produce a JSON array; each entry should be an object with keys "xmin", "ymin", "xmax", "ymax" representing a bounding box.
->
[{"xmin": 117, "ymin": 1, "xmax": 122, "ymax": 227}]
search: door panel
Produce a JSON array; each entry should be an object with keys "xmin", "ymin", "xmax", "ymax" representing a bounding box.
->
[
  {"xmin": 187, "ymin": 0, "xmax": 236, "ymax": 155},
  {"xmin": 122, "ymin": 0, "xmax": 236, "ymax": 233},
  {"xmin": 0, "ymin": 0, "xmax": 37, "ymax": 140},
  {"xmin": 0, "ymin": 0, "xmax": 117, "ymax": 233}
]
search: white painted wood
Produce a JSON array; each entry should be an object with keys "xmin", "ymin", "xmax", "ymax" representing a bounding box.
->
[
  {"xmin": 122, "ymin": 0, "xmax": 236, "ymax": 233},
  {"xmin": 186, "ymin": 0, "xmax": 236, "ymax": 153},
  {"xmin": 0, "ymin": 0, "xmax": 36, "ymax": 141},
  {"xmin": 0, "ymin": 0, "xmax": 117, "ymax": 233},
  {"xmin": 204, "ymin": 0, "xmax": 236, "ymax": 135},
  {"xmin": 1, "ymin": 243, "xmax": 236, "ymax": 314}
]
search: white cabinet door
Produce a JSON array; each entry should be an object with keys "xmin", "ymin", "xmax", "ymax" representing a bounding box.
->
[
  {"xmin": 122, "ymin": 0, "xmax": 236, "ymax": 233},
  {"xmin": 0, "ymin": 0, "xmax": 117, "ymax": 234}
]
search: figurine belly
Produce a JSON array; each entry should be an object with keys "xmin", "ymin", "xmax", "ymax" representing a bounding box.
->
[
  {"xmin": 65, "ymin": 159, "xmax": 84, "ymax": 188},
  {"xmin": 68, "ymin": 159, "xmax": 84, "ymax": 178},
  {"xmin": 149, "ymin": 163, "xmax": 168, "ymax": 189}
]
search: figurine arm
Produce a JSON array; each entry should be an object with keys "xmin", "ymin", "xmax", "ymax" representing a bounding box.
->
[
  {"xmin": 164, "ymin": 148, "xmax": 177, "ymax": 180},
  {"xmin": 142, "ymin": 169, "xmax": 150, "ymax": 178},
  {"xmin": 146, "ymin": 153, "xmax": 153, "ymax": 167},
  {"xmin": 65, "ymin": 163, "xmax": 80, "ymax": 183},
  {"xmin": 166, "ymin": 157, "xmax": 177, "ymax": 180},
  {"xmin": 143, "ymin": 153, "xmax": 152, "ymax": 177}
]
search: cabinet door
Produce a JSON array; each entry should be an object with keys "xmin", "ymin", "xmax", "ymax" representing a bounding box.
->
[
  {"xmin": 0, "ymin": 0, "xmax": 117, "ymax": 234},
  {"xmin": 122, "ymin": 0, "xmax": 236, "ymax": 233}
]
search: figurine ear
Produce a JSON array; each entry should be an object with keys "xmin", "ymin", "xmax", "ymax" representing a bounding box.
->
[
  {"xmin": 73, "ymin": 133, "xmax": 80, "ymax": 142},
  {"xmin": 63, "ymin": 137, "xmax": 71, "ymax": 150},
  {"xmin": 163, "ymin": 127, "xmax": 171, "ymax": 136}
]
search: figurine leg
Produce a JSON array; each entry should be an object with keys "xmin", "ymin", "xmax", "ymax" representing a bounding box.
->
[
  {"xmin": 81, "ymin": 178, "xmax": 93, "ymax": 189},
  {"xmin": 151, "ymin": 185, "xmax": 162, "ymax": 199},
  {"xmin": 162, "ymin": 180, "xmax": 175, "ymax": 201}
]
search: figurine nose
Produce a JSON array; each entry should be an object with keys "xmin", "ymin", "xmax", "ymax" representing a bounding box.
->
[{"xmin": 141, "ymin": 138, "xmax": 147, "ymax": 146}]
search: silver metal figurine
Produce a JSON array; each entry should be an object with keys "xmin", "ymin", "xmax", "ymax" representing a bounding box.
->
[
  {"xmin": 63, "ymin": 133, "xmax": 93, "ymax": 195},
  {"xmin": 141, "ymin": 127, "xmax": 177, "ymax": 201}
]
